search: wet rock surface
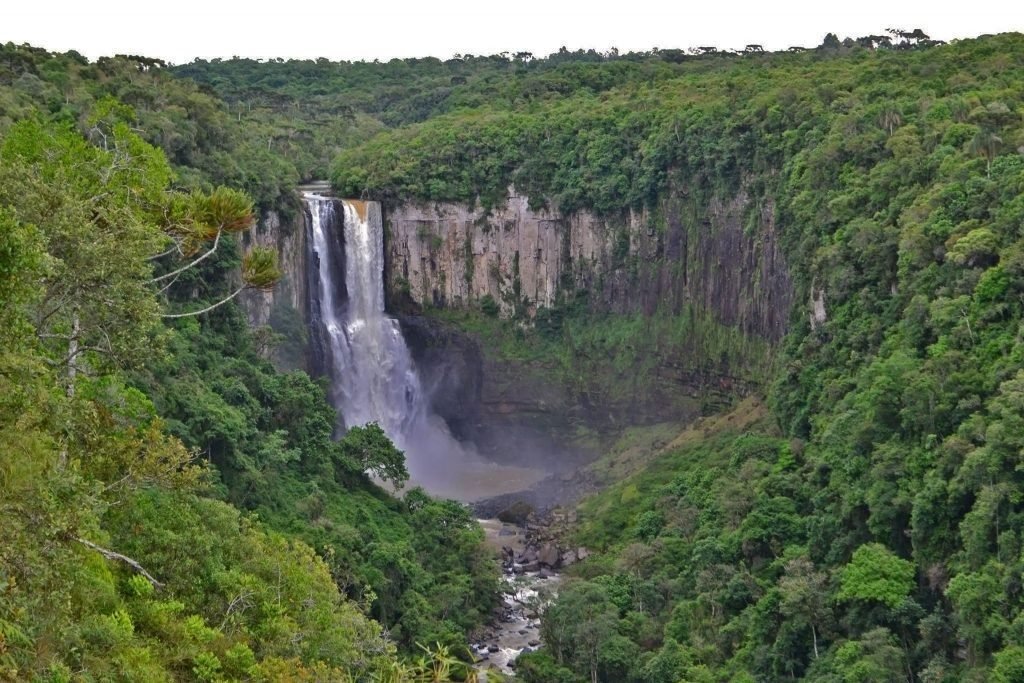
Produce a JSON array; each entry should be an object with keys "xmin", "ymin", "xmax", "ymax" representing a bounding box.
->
[
  {"xmin": 472, "ymin": 467, "xmax": 601, "ymax": 519},
  {"xmin": 474, "ymin": 517, "xmax": 586, "ymax": 678}
]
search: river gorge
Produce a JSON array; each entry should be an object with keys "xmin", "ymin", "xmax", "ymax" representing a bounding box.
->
[{"xmin": 236, "ymin": 182, "xmax": 799, "ymax": 670}]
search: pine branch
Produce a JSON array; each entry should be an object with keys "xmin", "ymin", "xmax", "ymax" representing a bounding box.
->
[
  {"xmin": 76, "ymin": 537, "xmax": 164, "ymax": 588},
  {"xmin": 147, "ymin": 240, "xmax": 184, "ymax": 261},
  {"xmin": 160, "ymin": 284, "xmax": 246, "ymax": 319},
  {"xmin": 150, "ymin": 228, "xmax": 221, "ymax": 283}
]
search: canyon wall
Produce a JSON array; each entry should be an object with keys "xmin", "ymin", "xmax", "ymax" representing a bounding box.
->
[
  {"xmin": 239, "ymin": 208, "xmax": 310, "ymax": 371},
  {"xmin": 384, "ymin": 186, "xmax": 794, "ymax": 460},
  {"xmin": 242, "ymin": 186, "xmax": 795, "ymax": 467},
  {"xmin": 384, "ymin": 186, "xmax": 792, "ymax": 342}
]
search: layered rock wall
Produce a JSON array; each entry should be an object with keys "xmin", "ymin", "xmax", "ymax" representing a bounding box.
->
[
  {"xmin": 242, "ymin": 187, "xmax": 796, "ymax": 468},
  {"xmin": 385, "ymin": 186, "xmax": 792, "ymax": 342}
]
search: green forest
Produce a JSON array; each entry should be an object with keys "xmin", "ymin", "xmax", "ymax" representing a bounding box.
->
[
  {"xmin": 2, "ymin": 27, "xmax": 1024, "ymax": 683},
  {"xmin": 0, "ymin": 43, "xmax": 500, "ymax": 682}
]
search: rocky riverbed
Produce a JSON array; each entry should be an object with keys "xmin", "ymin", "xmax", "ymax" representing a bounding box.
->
[{"xmin": 473, "ymin": 515, "xmax": 590, "ymax": 679}]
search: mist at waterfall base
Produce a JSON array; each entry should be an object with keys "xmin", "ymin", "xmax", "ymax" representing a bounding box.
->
[{"xmin": 306, "ymin": 192, "xmax": 544, "ymax": 501}]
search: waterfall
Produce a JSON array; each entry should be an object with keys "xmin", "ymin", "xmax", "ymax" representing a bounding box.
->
[
  {"xmin": 307, "ymin": 194, "xmax": 424, "ymax": 437},
  {"xmin": 305, "ymin": 191, "xmax": 543, "ymax": 499}
]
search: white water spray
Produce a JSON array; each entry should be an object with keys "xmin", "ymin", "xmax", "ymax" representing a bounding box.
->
[
  {"xmin": 305, "ymin": 192, "xmax": 542, "ymax": 499},
  {"xmin": 309, "ymin": 195, "xmax": 423, "ymax": 435}
]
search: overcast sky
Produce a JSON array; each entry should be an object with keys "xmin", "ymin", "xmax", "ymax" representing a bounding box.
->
[{"xmin": 6, "ymin": 0, "xmax": 1022, "ymax": 64}]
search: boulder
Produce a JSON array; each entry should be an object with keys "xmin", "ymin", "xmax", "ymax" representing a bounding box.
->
[
  {"xmin": 497, "ymin": 501, "xmax": 535, "ymax": 525},
  {"xmin": 538, "ymin": 543, "xmax": 560, "ymax": 568}
]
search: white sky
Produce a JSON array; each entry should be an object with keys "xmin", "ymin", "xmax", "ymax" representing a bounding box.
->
[{"xmin": 5, "ymin": 0, "xmax": 1022, "ymax": 64}]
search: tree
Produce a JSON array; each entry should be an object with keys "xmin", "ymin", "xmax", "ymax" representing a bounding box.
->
[
  {"xmin": 779, "ymin": 556, "xmax": 832, "ymax": 659},
  {"xmin": 0, "ymin": 120, "xmax": 168, "ymax": 387},
  {"xmin": 879, "ymin": 108, "xmax": 902, "ymax": 136},
  {"xmin": 966, "ymin": 101, "xmax": 1015, "ymax": 176},
  {"xmin": 948, "ymin": 227, "xmax": 999, "ymax": 268},
  {"xmin": 992, "ymin": 645, "xmax": 1024, "ymax": 683},
  {"xmin": 640, "ymin": 638, "xmax": 692, "ymax": 683},
  {"xmin": 0, "ymin": 207, "xmax": 43, "ymax": 351},
  {"xmin": 0, "ymin": 119, "xmax": 278, "ymax": 389},
  {"xmin": 541, "ymin": 581, "xmax": 619, "ymax": 683},
  {"xmin": 820, "ymin": 33, "xmax": 841, "ymax": 50},
  {"xmin": 155, "ymin": 186, "xmax": 280, "ymax": 318},
  {"xmin": 838, "ymin": 543, "xmax": 915, "ymax": 609},
  {"xmin": 968, "ymin": 129, "xmax": 1004, "ymax": 176},
  {"xmin": 946, "ymin": 563, "xmax": 1009, "ymax": 664},
  {"xmin": 515, "ymin": 651, "xmax": 580, "ymax": 683},
  {"xmin": 337, "ymin": 423, "xmax": 410, "ymax": 488},
  {"xmin": 830, "ymin": 628, "xmax": 907, "ymax": 683}
]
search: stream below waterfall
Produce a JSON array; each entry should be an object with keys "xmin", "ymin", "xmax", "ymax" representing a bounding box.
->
[
  {"xmin": 302, "ymin": 190, "xmax": 565, "ymax": 672},
  {"xmin": 475, "ymin": 519, "xmax": 561, "ymax": 679}
]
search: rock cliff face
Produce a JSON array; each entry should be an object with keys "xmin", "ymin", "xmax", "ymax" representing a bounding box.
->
[
  {"xmin": 382, "ymin": 186, "xmax": 793, "ymax": 464},
  {"xmin": 384, "ymin": 186, "xmax": 792, "ymax": 342},
  {"xmin": 239, "ymin": 208, "xmax": 310, "ymax": 370}
]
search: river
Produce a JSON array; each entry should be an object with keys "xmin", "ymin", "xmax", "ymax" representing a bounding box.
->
[{"xmin": 474, "ymin": 519, "xmax": 561, "ymax": 679}]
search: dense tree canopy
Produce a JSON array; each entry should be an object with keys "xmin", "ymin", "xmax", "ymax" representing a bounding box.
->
[{"xmin": 0, "ymin": 42, "xmax": 497, "ymax": 681}]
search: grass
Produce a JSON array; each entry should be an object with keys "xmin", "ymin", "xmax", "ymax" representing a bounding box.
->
[
  {"xmin": 428, "ymin": 304, "xmax": 775, "ymax": 406},
  {"xmin": 573, "ymin": 396, "xmax": 775, "ymax": 551}
]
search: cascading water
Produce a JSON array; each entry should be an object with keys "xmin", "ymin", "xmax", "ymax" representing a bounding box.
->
[
  {"xmin": 306, "ymin": 190, "xmax": 554, "ymax": 676},
  {"xmin": 308, "ymin": 195, "xmax": 423, "ymax": 436},
  {"xmin": 305, "ymin": 191, "xmax": 542, "ymax": 500}
]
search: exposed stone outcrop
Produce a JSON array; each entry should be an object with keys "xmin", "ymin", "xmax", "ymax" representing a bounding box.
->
[
  {"xmin": 385, "ymin": 185, "xmax": 792, "ymax": 342},
  {"xmin": 810, "ymin": 285, "xmax": 828, "ymax": 329},
  {"xmin": 239, "ymin": 208, "xmax": 310, "ymax": 370}
]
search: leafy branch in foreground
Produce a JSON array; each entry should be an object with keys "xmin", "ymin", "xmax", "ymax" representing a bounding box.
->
[
  {"xmin": 155, "ymin": 186, "xmax": 282, "ymax": 318},
  {"xmin": 160, "ymin": 245, "xmax": 280, "ymax": 318}
]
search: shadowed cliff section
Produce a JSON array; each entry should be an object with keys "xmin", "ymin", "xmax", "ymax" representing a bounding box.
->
[{"xmin": 397, "ymin": 312, "xmax": 604, "ymax": 472}]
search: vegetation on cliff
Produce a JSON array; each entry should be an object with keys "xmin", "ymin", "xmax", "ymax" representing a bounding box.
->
[{"xmin": 0, "ymin": 44, "xmax": 498, "ymax": 680}]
